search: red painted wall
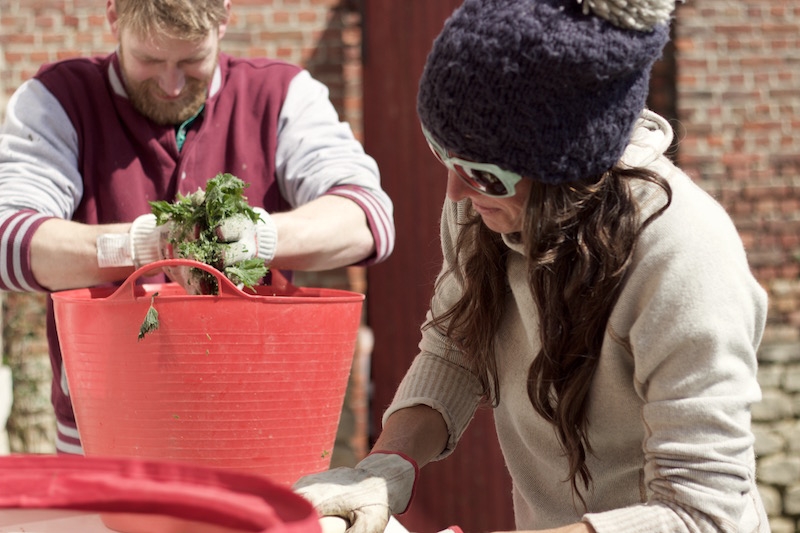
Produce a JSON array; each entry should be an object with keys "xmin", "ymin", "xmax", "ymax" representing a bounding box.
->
[{"xmin": 362, "ymin": 2, "xmax": 516, "ymax": 531}]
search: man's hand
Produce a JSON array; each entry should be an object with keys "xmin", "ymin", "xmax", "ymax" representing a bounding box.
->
[
  {"xmin": 162, "ymin": 207, "xmax": 276, "ymax": 293},
  {"xmin": 293, "ymin": 452, "xmax": 418, "ymax": 533},
  {"xmin": 99, "ymin": 207, "xmax": 277, "ymax": 268},
  {"xmin": 213, "ymin": 207, "xmax": 277, "ymax": 266},
  {"xmin": 98, "ymin": 209, "xmax": 278, "ymax": 294}
]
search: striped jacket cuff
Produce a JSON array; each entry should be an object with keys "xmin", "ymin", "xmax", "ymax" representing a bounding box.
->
[{"xmin": 0, "ymin": 210, "xmax": 53, "ymax": 292}]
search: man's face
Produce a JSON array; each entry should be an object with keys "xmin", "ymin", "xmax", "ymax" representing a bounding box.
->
[{"xmin": 117, "ymin": 28, "xmax": 220, "ymax": 125}]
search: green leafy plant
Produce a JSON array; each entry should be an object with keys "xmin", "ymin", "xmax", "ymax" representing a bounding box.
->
[
  {"xmin": 138, "ymin": 293, "xmax": 159, "ymax": 341},
  {"xmin": 149, "ymin": 173, "xmax": 269, "ymax": 294}
]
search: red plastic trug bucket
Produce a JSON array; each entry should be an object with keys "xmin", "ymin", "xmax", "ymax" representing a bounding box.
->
[
  {"xmin": 51, "ymin": 259, "xmax": 364, "ymax": 487},
  {"xmin": 0, "ymin": 454, "xmax": 322, "ymax": 533}
]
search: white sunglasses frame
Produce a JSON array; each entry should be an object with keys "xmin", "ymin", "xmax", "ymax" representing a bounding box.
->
[{"xmin": 422, "ymin": 126, "xmax": 524, "ymax": 198}]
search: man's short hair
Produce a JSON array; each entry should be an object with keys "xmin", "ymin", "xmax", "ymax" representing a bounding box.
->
[{"xmin": 114, "ymin": 0, "xmax": 229, "ymax": 40}]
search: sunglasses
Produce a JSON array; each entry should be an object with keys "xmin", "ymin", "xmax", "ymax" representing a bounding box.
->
[{"xmin": 422, "ymin": 126, "xmax": 523, "ymax": 198}]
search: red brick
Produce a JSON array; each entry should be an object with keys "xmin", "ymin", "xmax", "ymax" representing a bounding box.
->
[
  {"xmin": 298, "ymin": 11, "xmax": 319, "ymax": 24},
  {"xmin": 272, "ymin": 11, "xmax": 290, "ymax": 24}
]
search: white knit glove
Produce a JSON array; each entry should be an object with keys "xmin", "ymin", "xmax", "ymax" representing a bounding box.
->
[
  {"xmin": 214, "ymin": 207, "xmax": 277, "ymax": 266},
  {"xmin": 293, "ymin": 452, "xmax": 418, "ymax": 533},
  {"xmin": 96, "ymin": 213, "xmax": 165, "ymax": 269},
  {"xmin": 97, "ymin": 209, "xmax": 277, "ymax": 270},
  {"xmin": 159, "ymin": 207, "xmax": 276, "ymax": 294},
  {"xmin": 130, "ymin": 213, "xmax": 164, "ymax": 267}
]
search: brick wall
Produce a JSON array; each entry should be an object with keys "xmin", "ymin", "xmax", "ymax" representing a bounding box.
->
[
  {"xmin": 0, "ymin": 1, "xmax": 364, "ymax": 132},
  {"xmin": 674, "ymin": 1, "xmax": 800, "ymax": 531},
  {"xmin": 675, "ymin": 0, "xmax": 800, "ymax": 323}
]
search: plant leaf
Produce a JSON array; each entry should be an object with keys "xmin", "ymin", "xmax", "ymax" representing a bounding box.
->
[
  {"xmin": 138, "ymin": 293, "xmax": 160, "ymax": 341},
  {"xmin": 149, "ymin": 173, "xmax": 266, "ymax": 294},
  {"xmin": 225, "ymin": 258, "xmax": 269, "ymax": 289}
]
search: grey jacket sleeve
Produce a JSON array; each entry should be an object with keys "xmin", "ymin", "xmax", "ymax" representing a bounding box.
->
[
  {"xmin": 0, "ymin": 79, "xmax": 82, "ymax": 291},
  {"xmin": 381, "ymin": 199, "xmax": 482, "ymax": 459},
  {"xmin": 275, "ymin": 70, "xmax": 395, "ymax": 263},
  {"xmin": 0, "ymin": 78, "xmax": 82, "ymax": 219}
]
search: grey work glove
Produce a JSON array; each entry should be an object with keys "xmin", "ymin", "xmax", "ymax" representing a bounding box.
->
[{"xmin": 293, "ymin": 452, "xmax": 418, "ymax": 533}]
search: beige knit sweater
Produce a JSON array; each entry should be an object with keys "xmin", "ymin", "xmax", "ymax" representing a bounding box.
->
[{"xmin": 384, "ymin": 111, "xmax": 770, "ymax": 532}]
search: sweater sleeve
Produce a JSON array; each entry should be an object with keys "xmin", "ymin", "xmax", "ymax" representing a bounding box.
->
[
  {"xmin": 0, "ymin": 79, "xmax": 82, "ymax": 292},
  {"xmin": 274, "ymin": 70, "xmax": 395, "ymax": 265},
  {"xmin": 585, "ymin": 166, "xmax": 768, "ymax": 532},
  {"xmin": 382, "ymin": 199, "xmax": 482, "ymax": 460}
]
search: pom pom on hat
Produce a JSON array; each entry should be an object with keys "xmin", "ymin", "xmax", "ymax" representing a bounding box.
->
[
  {"xmin": 417, "ymin": 0, "xmax": 675, "ymax": 185},
  {"xmin": 579, "ymin": 0, "xmax": 675, "ymax": 31}
]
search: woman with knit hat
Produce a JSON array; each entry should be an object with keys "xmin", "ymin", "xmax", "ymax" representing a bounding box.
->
[{"xmin": 295, "ymin": 0, "xmax": 770, "ymax": 531}]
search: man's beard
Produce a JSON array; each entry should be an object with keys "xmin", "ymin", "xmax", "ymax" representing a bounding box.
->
[
  {"xmin": 126, "ymin": 77, "xmax": 208, "ymax": 125},
  {"xmin": 120, "ymin": 54, "xmax": 212, "ymax": 126}
]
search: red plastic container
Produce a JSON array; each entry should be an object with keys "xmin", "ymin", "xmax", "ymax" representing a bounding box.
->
[
  {"xmin": 51, "ymin": 259, "xmax": 364, "ymax": 487},
  {"xmin": 0, "ymin": 454, "xmax": 322, "ymax": 533}
]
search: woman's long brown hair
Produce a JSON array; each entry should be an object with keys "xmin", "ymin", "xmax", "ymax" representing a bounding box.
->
[{"xmin": 428, "ymin": 165, "xmax": 672, "ymax": 504}]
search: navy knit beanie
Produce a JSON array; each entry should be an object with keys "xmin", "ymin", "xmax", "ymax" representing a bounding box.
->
[{"xmin": 417, "ymin": 0, "xmax": 675, "ymax": 185}]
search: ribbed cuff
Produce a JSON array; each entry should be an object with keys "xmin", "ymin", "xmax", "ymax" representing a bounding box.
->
[
  {"xmin": 129, "ymin": 214, "xmax": 160, "ymax": 268},
  {"xmin": 254, "ymin": 208, "xmax": 277, "ymax": 264},
  {"xmin": 382, "ymin": 354, "xmax": 482, "ymax": 461},
  {"xmin": 584, "ymin": 503, "xmax": 683, "ymax": 533}
]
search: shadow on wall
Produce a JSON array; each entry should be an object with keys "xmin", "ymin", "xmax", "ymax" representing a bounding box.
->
[
  {"xmin": 303, "ymin": 0, "xmax": 365, "ymax": 139},
  {"xmin": 295, "ymin": 0, "xmax": 373, "ymax": 468}
]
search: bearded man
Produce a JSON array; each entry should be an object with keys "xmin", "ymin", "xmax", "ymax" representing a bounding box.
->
[{"xmin": 0, "ymin": 0, "xmax": 394, "ymax": 455}]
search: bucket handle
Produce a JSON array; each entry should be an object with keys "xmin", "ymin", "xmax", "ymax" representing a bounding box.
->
[{"xmin": 106, "ymin": 258, "xmax": 292, "ymax": 300}]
